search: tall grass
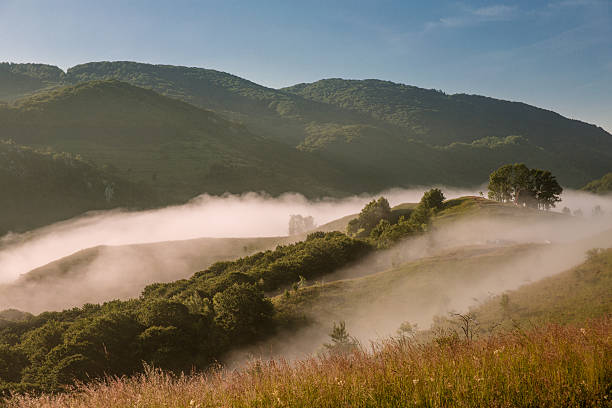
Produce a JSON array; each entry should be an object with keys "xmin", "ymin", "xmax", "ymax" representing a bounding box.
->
[{"xmin": 6, "ymin": 317, "xmax": 611, "ymax": 408}]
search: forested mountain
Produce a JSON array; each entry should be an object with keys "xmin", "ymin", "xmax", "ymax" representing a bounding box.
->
[
  {"xmin": 284, "ymin": 79, "xmax": 612, "ymax": 184},
  {"xmin": 0, "ymin": 80, "xmax": 353, "ymax": 206},
  {"xmin": 0, "ymin": 141, "xmax": 155, "ymax": 235},
  {"xmin": 1, "ymin": 60, "xmax": 611, "ymax": 200}
]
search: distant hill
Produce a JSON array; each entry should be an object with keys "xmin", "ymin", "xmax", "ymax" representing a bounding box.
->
[
  {"xmin": 0, "ymin": 63, "xmax": 63, "ymax": 101},
  {"xmin": 0, "ymin": 141, "xmax": 155, "ymax": 235},
  {"xmin": 64, "ymin": 62, "xmax": 612, "ymax": 187},
  {"xmin": 1, "ymin": 61, "xmax": 611, "ymax": 195},
  {"xmin": 0, "ymin": 80, "xmax": 354, "ymax": 206},
  {"xmin": 582, "ymin": 172, "xmax": 612, "ymax": 195},
  {"xmin": 284, "ymin": 79, "xmax": 612, "ymax": 185}
]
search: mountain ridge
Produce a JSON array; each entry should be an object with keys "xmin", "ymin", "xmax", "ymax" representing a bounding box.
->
[{"xmin": 1, "ymin": 61, "xmax": 610, "ymax": 193}]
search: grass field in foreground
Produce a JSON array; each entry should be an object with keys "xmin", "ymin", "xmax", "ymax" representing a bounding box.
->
[{"xmin": 5, "ymin": 317, "xmax": 610, "ymax": 408}]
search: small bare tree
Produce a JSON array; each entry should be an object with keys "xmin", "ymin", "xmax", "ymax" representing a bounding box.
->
[{"xmin": 451, "ymin": 312, "xmax": 480, "ymax": 342}]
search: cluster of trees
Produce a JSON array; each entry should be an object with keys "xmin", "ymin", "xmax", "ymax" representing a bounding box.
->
[
  {"xmin": 347, "ymin": 189, "xmax": 446, "ymax": 248},
  {"xmin": 0, "ymin": 231, "xmax": 372, "ymax": 394},
  {"xmin": 487, "ymin": 163, "xmax": 562, "ymax": 209}
]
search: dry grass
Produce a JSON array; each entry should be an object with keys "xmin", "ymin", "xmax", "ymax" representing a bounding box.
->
[{"xmin": 5, "ymin": 317, "xmax": 611, "ymax": 408}]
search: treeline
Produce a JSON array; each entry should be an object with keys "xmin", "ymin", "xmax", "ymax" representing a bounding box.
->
[{"xmin": 347, "ymin": 188, "xmax": 445, "ymax": 248}]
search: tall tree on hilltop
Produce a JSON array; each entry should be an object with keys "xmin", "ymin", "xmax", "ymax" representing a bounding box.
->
[{"xmin": 488, "ymin": 164, "xmax": 562, "ymax": 209}]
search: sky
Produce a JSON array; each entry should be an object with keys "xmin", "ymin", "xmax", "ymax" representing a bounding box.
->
[{"xmin": 1, "ymin": 0, "xmax": 611, "ymax": 131}]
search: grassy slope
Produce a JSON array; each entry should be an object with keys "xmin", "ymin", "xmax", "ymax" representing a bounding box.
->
[
  {"xmin": 273, "ymin": 244, "xmax": 539, "ymax": 327},
  {"xmin": 469, "ymin": 247, "xmax": 612, "ymax": 330},
  {"xmin": 274, "ymin": 197, "xmax": 610, "ymax": 337},
  {"xmin": 0, "ymin": 141, "xmax": 156, "ymax": 235},
  {"xmin": 7, "ymin": 318, "xmax": 609, "ymax": 408},
  {"xmin": 7, "ymin": 249, "xmax": 611, "ymax": 407}
]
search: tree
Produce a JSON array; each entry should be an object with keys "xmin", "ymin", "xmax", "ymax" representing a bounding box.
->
[
  {"xmin": 529, "ymin": 168, "xmax": 562, "ymax": 209},
  {"xmin": 488, "ymin": 164, "xmax": 562, "ymax": 209},
  {"xmin": 212, "ymin": 283, "xmax": 273, "ymax": 342},
  {"xmin": 288, "ymin": 214, "xmax": 315, "ymax": 235},
  {"xmin": 420, "ymin": 188, "xmax": 445, "ymax": 211},
  {"xmin": 487, "ymin": 163, "xmax": 531, "ymax": 204},
  {"xmin": 347, "ymin": 197, "xmax": 392, "ymax": 237},
  {"xmin": 592, "ymin": 205, "xmax": 604, "ymax": 217},
  {"xmin": 323, "ymin": 321, "xmax": 358, "ymax": 354}
]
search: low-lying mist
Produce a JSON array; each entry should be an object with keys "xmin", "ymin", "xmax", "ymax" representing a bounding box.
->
[
  {"xmin": 0, "ymin": 187, "xmax": 476, "ymax": 285},
  {"xmin": 227, "ymin": 211, "xmax": 612, "ymax": 365},
  {"xmin": 0, "ymin": 188, "xmax": 610, "ymax": 316}
]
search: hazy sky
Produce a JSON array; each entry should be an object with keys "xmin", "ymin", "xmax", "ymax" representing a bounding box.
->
[{"xmin": 1, "ymin": 0, "xmax": 610, "ymax": 131}]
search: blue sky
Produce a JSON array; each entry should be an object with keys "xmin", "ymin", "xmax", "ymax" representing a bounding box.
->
[{"xmin": 1, "ymin": 0, "xmax": 610, "ymax": 131}]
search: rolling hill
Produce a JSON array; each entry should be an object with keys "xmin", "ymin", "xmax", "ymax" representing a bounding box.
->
[
  {"xmin": 0, "ymin": 80, "xmax": 354, "ymax": 206},
  {"xmin": 2, "ymin": 61, "xmax": 610, "ymax": 191}
]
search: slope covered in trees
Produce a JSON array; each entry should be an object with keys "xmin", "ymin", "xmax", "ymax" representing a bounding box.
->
[
  {"xmin": 0, "ymin": 80, "xmax": 353, "ymax": 206},
  {"xmin": 582, "ymin": 172, "xmax": 612, "ymax": 195},
  {"xmin": 2, "ymin": 61, "xmax": 609, "ymax": 190},
  {"xmin": 0, "ymin": 231, "xmax": 372, "ymax": 393},
  {"xmin": 0, "ymin": 63, "xmax": 63, "ymax": 101},
  {"xmin": 0, "ymin": 141, "xmax": 155, "ymax": 235}
]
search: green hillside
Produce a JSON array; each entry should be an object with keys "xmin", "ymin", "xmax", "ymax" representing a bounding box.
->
[
  {"xmin": 0, "ymin": 80, "xmax": 354, "ymax": 205},
  {"xmin": 284, "ymin": 79, "xmax": 612, "ymax": 187},
  {"xmin": 582, "ymin": 172, "xmax": 612, "ymax": 195},
  {"xmin": 0, "ymin": 63, "xmax": 63, "ymax": 101},
  {"xmin": 4, "ymin": 61, "xmax": 608, "ymax": 189},
  {"xmin": 468, "ymin": 247, "xmax": 612, "ymax": 330},
  {"xmin": 0, "ymin": 141, "xmax": 155, "ymax": 235}
]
